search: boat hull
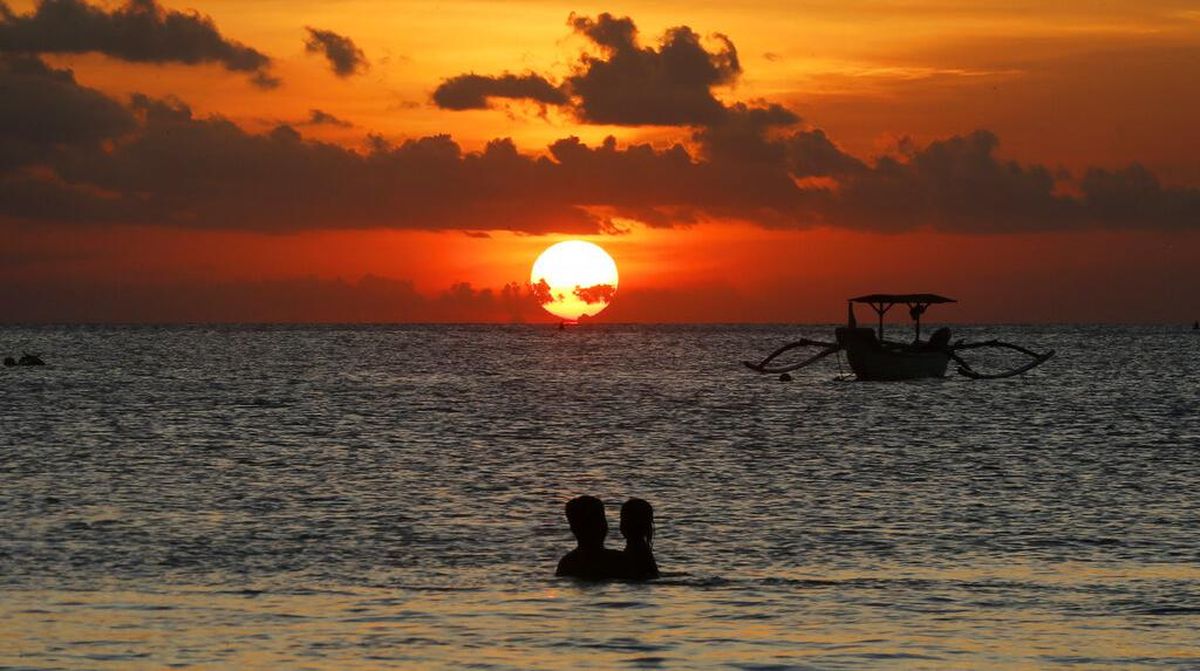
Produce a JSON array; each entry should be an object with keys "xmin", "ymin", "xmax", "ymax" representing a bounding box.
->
[{"xmin": 835, "ymin": 327, "xmax": 950, "ymax": 381}]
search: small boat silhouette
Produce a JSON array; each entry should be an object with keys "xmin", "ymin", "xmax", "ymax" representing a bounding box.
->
[{"xmin": 745, "ymin": 293, "xmax": 1054, "ymax": 381}]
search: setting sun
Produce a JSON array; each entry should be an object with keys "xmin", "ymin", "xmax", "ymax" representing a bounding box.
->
[{"xmin": 530, "ymin": 241, "xmax": 619, "ymax": 321}]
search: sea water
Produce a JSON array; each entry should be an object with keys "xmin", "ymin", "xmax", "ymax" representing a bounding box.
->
[{"xmin": 1, "ymin": 324, "xmax": 1198, "ymax": 669}]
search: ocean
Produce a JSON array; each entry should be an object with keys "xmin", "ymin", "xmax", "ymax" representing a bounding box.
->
[{"xmin": 1, "ymin": 324, "xmax": 1198, "ymax": 669}]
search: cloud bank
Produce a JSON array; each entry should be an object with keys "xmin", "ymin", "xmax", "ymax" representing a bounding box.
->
[
  {"xmin": 1, "ymin": 10, "xmax": 1197, "ymax": 235},
  {"xmin": 0, "ymin": 0, "xmax": 278, "ymax": 87}
]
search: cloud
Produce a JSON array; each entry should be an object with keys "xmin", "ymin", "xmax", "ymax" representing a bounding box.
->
[
  {"xmin": 822, "ymin": 130, "xmax": 1078, "ymax": 232},
  {"xmin": 693, "ymin": 102, "xmax": 800, "ymax": 164},
  {"xmin": 303, "ymin": 108, "xmax": 353, "ymax": 127},
  {"xmin": 1, "ymin": 26, "xmax": 1197, "ymax": 236},
  {"xmin": 783, "ymin": 128, "xmax": 867, "ymax": 178},
  {"xmin": 19, "ymin": 93, "xmax": 607, "ymax": 232},
  {"xmin": 0, "ymin": 0, "xmax": 278, "ymax": 88},
  {"xmin": 530, "ymin": 279, "xmax": 553, "ymax": 305},
  {"xmin": 432, "ymin": 12, "xmax": 745, "ymax": 126},
  {"xmin": 1080, "ymin": 163, "xmax": 1200, "ymax": 228},
  {"xmin": 432, "ymin": 73, "xmax": 567, "ymax": 110},
  {"xmin": 574, "ymin": 284, "xmax": 616, "ymax": 304},
  {"xmin": 0, "ymin": 54, "xmax": 135, "ymax": 170},
  {"xmin": 0, "ymin": 275, "xmax": 552, "ymax": 323},
  {"xmin": 565, "ymin": 12, "xmax": 740, "ymax": 125},
  {"xmin": 304, "ymin": 27, "xmax": 367, "ymax": 77}
]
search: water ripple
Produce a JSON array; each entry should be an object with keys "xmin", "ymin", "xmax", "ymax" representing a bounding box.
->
[{"xmin": 1, "ymin": 324, "xmax": 1198, "ymax": 668}]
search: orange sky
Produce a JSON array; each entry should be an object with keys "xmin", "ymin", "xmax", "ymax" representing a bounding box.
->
[{"xmin": 2, "ymin": 0, "xmax": 1199, "ymax": 322}]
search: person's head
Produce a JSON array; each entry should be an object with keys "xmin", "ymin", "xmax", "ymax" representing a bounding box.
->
[
  {"xmin": 565, "ymin": 495, "xmax": 607, "ymax": 547},
  {"xmin": 620, "ymin": 498, "xmax": 654, "ymax": 546}
]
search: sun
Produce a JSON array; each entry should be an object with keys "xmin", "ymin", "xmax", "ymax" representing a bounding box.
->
[{"xmin": 530, "ymin": 241, "xmax": 619, "ymax": 321}]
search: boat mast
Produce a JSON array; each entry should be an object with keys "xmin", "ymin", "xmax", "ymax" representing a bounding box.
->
[
  {"xmin": 868, "ymin": 300, "xmax": 892, "ymax": 341},
  {"xmin": 907, "ymin": 302, "xmax": 928, "ymax": 341}
]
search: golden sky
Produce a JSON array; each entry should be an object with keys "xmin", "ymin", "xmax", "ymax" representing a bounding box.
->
[{"xmin": 2, "ymin": 0, "xmax": 1199, "ymax": 321}]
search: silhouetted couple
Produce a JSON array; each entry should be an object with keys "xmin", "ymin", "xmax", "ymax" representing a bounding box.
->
[{"xmin": 556, "ymin": 495, "xmax": 659, "ymax": 581}]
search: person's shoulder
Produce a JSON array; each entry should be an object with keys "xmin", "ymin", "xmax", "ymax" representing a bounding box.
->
[
  {"xmin": 557, "ymin": 548, "xmax": 628, "ymax": 580},
  {"xmin": 615, "ymin": 548, "xmax": 659, "ymax": 580},
  {"xmin": 556, "ymin": 549, "xmax": 582, "ymax": 576}
]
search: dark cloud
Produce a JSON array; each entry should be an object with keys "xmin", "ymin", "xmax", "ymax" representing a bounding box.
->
[
  {"xmin": 784, "ymin": 129, "xmax": 867, "ymax": 178},
  {"xmin": 566, "ymin": 13, "xmax": 740, "ymax": 125},
  {"xmin": 693, "ymin": 102, "xmax": 800, "ymax": 164},
  {"xmin": 432, "ymin": 13, "xmax": 746, "ymax": 126},
  {"xmin": 530, "ymin": 279, "xmax": 553, "ymax": 305},
  {"xmin": 574, "ymin": 284, "xmax": 616, "ymax": 305},
  {"xmin": 0, "ymin": 0, "xmax": 277, "ymax": 88},
  {"xmin": 1081, "ymin": 163, "xmax": 1200, "ymax": 228},
  {"xmin": 0, "ymin": 54, "xmax": 134, "ymax": 170},
  {"xmin": 303, "ymin": 108, "xmax": 353, "ymax": 127},
  {"xmin": 426, "ymin": 15, "xmax": 1199, "ymax": 233},
  {"xmin": 826, "ymin": 130, "xmax": 1079, "ymax": 232},
  {"xmin": 304, "ymin": 27, "xmax": 367, "ymax": 77},
  {"xmin": 1, "ymin": 49, "xmax": 1196, "ymax": 235},
  {"xmin": 0, "ymin": 275, "xmax": 551, "ymax": 323},
  {"xmin": 432, "ymin": 73, "xmax": 567, "ymax": 110},
  {"xmin": 17, "ymin": 94, "xmax": 606, "ymax": 232}
]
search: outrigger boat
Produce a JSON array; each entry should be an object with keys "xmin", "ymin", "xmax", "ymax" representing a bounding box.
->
[{"xmin": 745, "ymin": 293, "xmax": 1054, "ymax": 381}]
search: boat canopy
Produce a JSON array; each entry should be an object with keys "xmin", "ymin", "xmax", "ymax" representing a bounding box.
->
[
  {"xmin": 849, "ymin": 293, "xmax": 955, "ymax": 305},
  {"xmin": 848, "ymin": 294, "xmax": 956, "ymax": 341}
]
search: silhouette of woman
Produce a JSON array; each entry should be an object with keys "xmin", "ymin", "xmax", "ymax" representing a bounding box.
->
[{"xmin": 619, "ymin": 498, "xmax": 660, "ymax": 579}]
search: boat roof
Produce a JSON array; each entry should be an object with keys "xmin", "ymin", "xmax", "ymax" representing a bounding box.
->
[{"xmin": 850, "ymin": 293, "xmax": 956, "ymax": 305}]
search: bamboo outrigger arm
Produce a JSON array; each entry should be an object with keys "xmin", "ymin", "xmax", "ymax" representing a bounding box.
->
[
  {"xmin": 949, "ymin": 340, "xmax": 1056, "ymax": 380},
  {"xmin": 743, "ymin": 338, "xmax": 841, "ymax": 374}
]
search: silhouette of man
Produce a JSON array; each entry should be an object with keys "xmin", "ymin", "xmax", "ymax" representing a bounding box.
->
[{"xmin": 555, "ymin": 495, "xmax": 626, "ymax": 580}]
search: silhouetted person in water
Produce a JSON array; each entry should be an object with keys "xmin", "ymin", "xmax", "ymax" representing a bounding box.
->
[
  {"xmin": 619, "ymin": 497, "xmax": 659, "ymax": 579},
  {"xmin": 556, "ymin": 495, "xmax": 625, "ymax": 580}
]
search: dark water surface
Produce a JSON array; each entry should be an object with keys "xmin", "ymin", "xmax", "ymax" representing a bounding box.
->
[{"xmin": 2, "ymin": 324, "xmax": 1198, "ymax": 668}]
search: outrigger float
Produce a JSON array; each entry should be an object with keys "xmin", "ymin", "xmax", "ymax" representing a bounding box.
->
[{"xmin": 745, "ymin": 294, "xmax": 1054, "ymax": 381}]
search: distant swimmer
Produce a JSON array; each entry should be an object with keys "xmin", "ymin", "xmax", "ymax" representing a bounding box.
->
[
  {"xmin": 618, "ymin": 498, "xmax": 660, "ymax": 580},
  {"xmin": 18, "ymin": 354, "xmax": 45, "ymax": 366},
  {"xmin": 2, "ymin": 356, "xmax": 14, "ymax": 367},
  {"xmin": 1193, "ymin": 320, "xmax": 1199, "ymax": 331},
  {"xmin": 555, "ymin": 495, "xmax": 627, "ymax": 580}
]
